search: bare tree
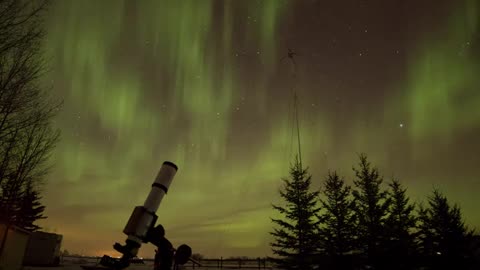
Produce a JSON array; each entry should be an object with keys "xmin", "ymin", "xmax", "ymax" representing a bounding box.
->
[{"xmin": 0, "ymin": 0, "xmax": 60, "ymax": 228}]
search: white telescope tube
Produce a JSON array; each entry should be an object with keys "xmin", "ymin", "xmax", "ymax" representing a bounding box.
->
[
  {"xmin": 103, "ymin": 162, "xmax": 179, "ymax": 269},
  {"xmin": 122, "ymin": 161, "xmax": 178, "ymax": 247},
  {"xmin": 144, "ymin": 161, "xmax": 177, "ymax": 213}
]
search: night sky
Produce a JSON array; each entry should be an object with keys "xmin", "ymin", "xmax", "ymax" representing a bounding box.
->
[{"xmin": 38, "ymin": 0, "xmax": 479, "ymax": 258}]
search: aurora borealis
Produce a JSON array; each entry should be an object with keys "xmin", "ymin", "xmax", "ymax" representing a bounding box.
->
[{"xmin": 38, "ymin": 0, "xmax": 479, "ymax": 258}]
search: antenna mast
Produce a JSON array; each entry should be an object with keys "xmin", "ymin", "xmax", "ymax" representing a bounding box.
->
[
  {"xmin": 282, "ymin": 48, "xmax": 302, "ymax": 168},
  {"xmin": 294, "ymin": 89, "xmax": 302, "ymax": 169}
]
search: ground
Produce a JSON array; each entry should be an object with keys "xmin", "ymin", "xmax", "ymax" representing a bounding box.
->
[{"xmin": 22, "ymin": 256, "xmax": 273, "ymax": 270}]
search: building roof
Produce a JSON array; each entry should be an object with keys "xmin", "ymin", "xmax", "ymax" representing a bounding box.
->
[{"xmin": 0, "ymin": 223, "xmax": 32, "ymax": 235}]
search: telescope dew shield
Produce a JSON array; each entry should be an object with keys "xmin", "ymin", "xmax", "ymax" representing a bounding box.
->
[{"xmin": 143, "ymin": 161, "xmax": 177, "ymax": 213}]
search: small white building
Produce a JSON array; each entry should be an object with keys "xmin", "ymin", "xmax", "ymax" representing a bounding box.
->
[
  {"xmin": 0, "ymin": 223, "xmax": 31, "ymax": 270},
  {"xmin": 23, "ymin": 231, "xmax": 63, "ymax": 266}
]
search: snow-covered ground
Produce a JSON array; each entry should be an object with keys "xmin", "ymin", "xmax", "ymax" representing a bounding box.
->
[
  {"xmin": 27, "ymin": 266, "xmax": 156, "ymax": 270},
  {"xmin": 23, "ymin": 265, "xmax": 255, "ymax": 270},
  {"xmin": 23, "ymin": 264, "xmax": 272, "ymax": 270},
  {"xmin": 22, "ymin": 256, "xmax": 273, "ymax": 270},
  {"xmin": 23, "ymin": 263, "xmax": 155, "ymax": 270},
  {"xmin": 23, "ymin": 257, "xmax": 155, "ymax": 270}
]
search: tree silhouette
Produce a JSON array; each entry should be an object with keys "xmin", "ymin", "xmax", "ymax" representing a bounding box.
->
[
  {"xmin": 383, "ymin": 179, "xmax": 417, "ymax": 269},
  {"xmin": 417, "ymin": 189, "xmax": 473, "ymax": 269},
  {"xmin": 269, "ymin": 157, "xmax": 321, "ymax": 270},
  {"xmin": 318, "ymin": 171, "xmax": 357, "ymax": 269},
  {"xmin": 14, "ymin": 179, "xmax": 46, "ymax": 231},
  {"xmin": 351, "ymin": 154, "xmax": 390, "ymax": 267},
  {"xmin": 0, "ymin": 0, "xmax": 59, "ymax": 226}
]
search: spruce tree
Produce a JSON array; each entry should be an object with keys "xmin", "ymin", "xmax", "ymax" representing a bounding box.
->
[
  {"xmin": 384, "ymin": 179, "xmax": 417, "ymax": 268},
  {"xmin": 0, "ymin": 177, "xmax": 21, "ymax": 224},
  {"xmin": 318, "ymin": 171, "xmax": 357, "ymax": 261},
  {"xmin": 417, "ymin": 189, "xmax": 472, "ymax": 269},
  {"xmin": 15, "ymin": 179, "xmax": 47, "ymax": 231},
  {"xmin": 351, "ymin": 154, "xmax": 390, "ymax": 267},
  {"xmin": 270, "ymin": 157, "xmax": 321, "ymax": 270}
]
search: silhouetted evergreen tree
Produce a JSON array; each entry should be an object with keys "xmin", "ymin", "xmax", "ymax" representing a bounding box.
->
[
  {"xmin": 384, "ymin": 179, "xmax": 417, "ymax": 269},
  {"xmin": 15, "ymin": 179, "xmax": 46, "ymax": 231},
  {"xmin": 318, "ymin": 171, "xmax": 357, "ymax": 269},
  {"xmin": 0, "ymin": 176, "xmax": 21, "ymax": 224},
  {"xmin": 270, "ymin": 157, "xmax": 321, "ymax": 270},
  {"xmin": 351, "ymin": 154, "xmax": 390, "ymax": 268},
  {"xmin": 417, "ymin": 189, "xmax": 473, "ymax": 269}
]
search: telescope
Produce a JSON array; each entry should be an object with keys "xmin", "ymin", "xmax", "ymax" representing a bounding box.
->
[{"xmin": 92, "ymin": 161, "xmax": 192, "ymax": 270}]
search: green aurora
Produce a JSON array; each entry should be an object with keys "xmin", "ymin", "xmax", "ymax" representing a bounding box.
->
[{"xmin": 39, "ymin": 0, "xmax": 479, "ymax": 258}]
